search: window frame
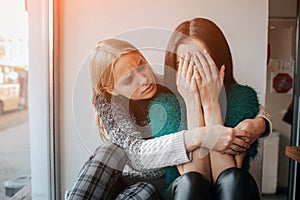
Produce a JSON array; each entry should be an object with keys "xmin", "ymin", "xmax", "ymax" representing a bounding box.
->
[{"xmin": 27, "ymin": 0, "xmax": 60, "ymax": 199}]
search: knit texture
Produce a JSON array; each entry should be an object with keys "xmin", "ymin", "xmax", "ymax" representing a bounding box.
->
[
  {"xmin": 148, "ymin": 93, "xmax": 187, "ymax": 187},
  {"xmin": 225, "ymin": 84, "xmax": 260, "ymax": 170},
  {"xmin": 148, "ymin": 83, "xmax": 259, "ymax": 188},
  {"xmin": 95, "ymin": 94, "xmax": 191, "ymax": 177}
]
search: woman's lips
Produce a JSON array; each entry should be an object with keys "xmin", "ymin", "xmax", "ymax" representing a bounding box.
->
[{"xmin": 142, "ymin": 83, "xmax": 155, "ymax": 94}]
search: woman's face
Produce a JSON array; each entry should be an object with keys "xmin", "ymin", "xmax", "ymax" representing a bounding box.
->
[{"xmin": 112, "ymin": 51, "xmax": 157, "ymax": 100}]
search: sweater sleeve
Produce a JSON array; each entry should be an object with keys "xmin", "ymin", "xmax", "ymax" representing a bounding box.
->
[
  {"xmin": 95, "ymin": 96, "xmax": 191, "ymax": 171},
  {"xmin": 256, "ymin": 104, "xmax": 273, "ymax": 139}
]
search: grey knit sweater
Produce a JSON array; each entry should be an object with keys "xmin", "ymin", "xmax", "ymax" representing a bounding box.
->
[{"xmin": 95, "ymin": 95, "xmax": 191, "ymax": 178}]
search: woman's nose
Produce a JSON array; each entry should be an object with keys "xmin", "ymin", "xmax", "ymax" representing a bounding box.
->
[{"xmin": 135, "ymin": 71, "xmax": 148, "ymax": 86}]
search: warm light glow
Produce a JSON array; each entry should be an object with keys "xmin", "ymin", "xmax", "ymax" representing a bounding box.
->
[{"xmin": 0, "ymin": 0, "xmax": 28, "ymax": 66}]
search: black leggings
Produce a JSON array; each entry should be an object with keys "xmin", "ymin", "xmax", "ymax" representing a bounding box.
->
[{"xmin": 164, "ymin": 168, "xmax": 260, "ymax": 200}]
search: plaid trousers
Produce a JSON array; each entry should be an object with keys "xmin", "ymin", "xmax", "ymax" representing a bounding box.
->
[{"xmin": 66, "ymin": 143, "xmax": 161, "ymax": 200}]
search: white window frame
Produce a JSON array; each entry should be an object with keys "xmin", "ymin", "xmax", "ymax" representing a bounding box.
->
[{"xmin": 27, "ymin": 0, "xmax": 59, "ymax": 199}]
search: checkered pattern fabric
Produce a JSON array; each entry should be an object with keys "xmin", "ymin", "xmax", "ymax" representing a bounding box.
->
[
  {"xmin": 66, "ymin": 143, "xmax": 161, "ymax": 200},
  {"xmin": 115, "ymin": 182, "xmax": 161, "ymax": 200}
]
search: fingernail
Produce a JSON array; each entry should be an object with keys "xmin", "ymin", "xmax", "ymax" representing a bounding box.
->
[{"xmin": 204, "ymin": 49, "xmax": 208, "ymax": 54}]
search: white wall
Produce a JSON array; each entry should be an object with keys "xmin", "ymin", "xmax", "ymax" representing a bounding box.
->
[{"xmin": 60, "ymin": 0, "xmax": 269, "ymax": 196}]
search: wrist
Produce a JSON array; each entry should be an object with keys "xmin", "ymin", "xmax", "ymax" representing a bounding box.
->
[
  {"xmin": 186, "ymin": 100, "xmax": 202, "ymax": 113},
  {"xmin": 202, "ymin": 100, "xmax": 219, "ymax": 111},
  {"xmin": 203, "ymin": 102, "xmax": 223, "ymax": 125},
  {"xmin": 255, "ymin": 116, "xmax": 266, "ymax": 134},
  {"xmin": 184, "ymin": 96, "xmax": 201, "ymax": 106},
  {"xmin": 185, "ymin": 127, "xmax": 205, "ymax": 152}
]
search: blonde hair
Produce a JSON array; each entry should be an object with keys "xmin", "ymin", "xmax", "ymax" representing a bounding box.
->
[{"xmin": 90, "ymin": 39, "xmax": 138, "ymax": 141}]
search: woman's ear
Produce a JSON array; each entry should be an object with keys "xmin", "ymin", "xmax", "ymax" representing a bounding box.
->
[{"xmin": 102, "ymin": 87, "xmax": 119, "ymax": 96}]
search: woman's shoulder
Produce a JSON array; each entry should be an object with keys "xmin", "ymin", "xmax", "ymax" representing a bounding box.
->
[
  {"xmin": 95, "ymin": 95, "xmax": 129, "ymax": 116},
  {"xmin": 149, "ymin": 93, "xmax": 181, "ymax": 124},
  {"xmin": 228, "ymin": 83, "xmax": 257, "ymax": 95},
  {"xmin": 227, "ymin": 83, "xmax": 258, "ymax": 103},
  {"xmin": 150, "ymin": 93, "xmax": 179, "ymax": 107},
  {"xmin": 226, "ymin": 83, "xmax": 260, "ymax": 113},
  {"xmin": 149, "ymin": 93, "xmax": 184, "ymax": 137},
  {"xmin": 95, "ymin": 95, "xmax": 111, "ymax": 111}
]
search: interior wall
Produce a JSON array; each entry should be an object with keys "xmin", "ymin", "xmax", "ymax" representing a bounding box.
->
[
  {"xmin": 59, "ymin": 0, "xmax": 269, "ymax": 197},
  {"xmin": 267, "ymin": 0, "xmax": 297, "ymax": 190},
  {"xmin": 269, "ymin": 0, "xmax": 297, "ymax": 17}
]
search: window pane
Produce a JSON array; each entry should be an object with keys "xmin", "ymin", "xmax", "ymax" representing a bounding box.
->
[{"xmin": 0, "ymin": 0, "xmax": 30, "ymax": 199}]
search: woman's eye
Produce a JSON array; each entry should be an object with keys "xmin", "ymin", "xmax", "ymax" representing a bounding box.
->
[
  {"xmin": 121, "ymin": 76, "xmax": 133, "ymax": 85},
  {"xmin": 136, "ymin": 65, "xmax": 145, "ymax": 72},
  {"xmin": 124, "ymin": 78, "xmax": 132, "ymax": 85}
]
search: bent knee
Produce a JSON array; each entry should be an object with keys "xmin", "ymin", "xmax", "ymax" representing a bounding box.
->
[
  {"xmin": 177, "ymin": 172, "xmax": 212, "ymax": 192},
  {"xmin": 216, "ymin": 167, "xmax": 255, "ymax": 184},
  {"xmin": 215, "ymin": 168, "xmax": 260, "ymax": 200},
  {"xmin": 94, "ymin": 143, "xmax": 127, "ymax": 170}
]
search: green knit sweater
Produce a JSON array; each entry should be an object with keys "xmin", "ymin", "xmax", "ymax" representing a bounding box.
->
[{"xmin": 148, "ymin": 83, "xmax": 259, "ymax": 188}]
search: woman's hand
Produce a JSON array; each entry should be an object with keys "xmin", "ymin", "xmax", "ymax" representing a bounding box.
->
[
  {"xmin": 204, "ymin": 125, "xmax": 250, "ymax": 155},
  {"xmin": 176, "ymin": 52, "xmax": 204, "ymax": 128},
  {"xmin": 176, "ymin": 52, "xmax": 199, "ymax": 103},
  {"xmin": 193, "ymin": 50, "xmax": 225, "ymax": 108},
  {"xmin": 235, "ymin": 117, "xmax": 266, "ymax": 145},
  {"xmin": 192, "ymin": 50, "xmax": 225, "ymax": 126}
]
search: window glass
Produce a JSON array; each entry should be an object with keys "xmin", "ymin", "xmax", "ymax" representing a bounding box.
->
[{"xmin": 0, "ymin": 0, "xmax": 30, "ymax": 199}]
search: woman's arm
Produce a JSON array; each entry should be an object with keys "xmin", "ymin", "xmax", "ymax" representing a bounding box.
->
[
  {"xmin": 175, "ymin": 52, "xmax": 249, "ymax": 177},
  {"xmin": 96, "ymin": 96, "xmax": 243, "ymax": 172},
  {"xmin": 256, "ymin": 105, "xmax": 272, "ymax": 138},
  {"xmin": 175, "ymin": 53, "xmax": 209, "ymax": 176},
  {"xmin": 194, "ymin": 51, "xmax": 245, "ymax": 182},
  {"xmin": 176, "ymin": 53, "xmax": 204, "ymax": 128},
  {"xmin": 223, "ymin": 84, "xmax": 261, "ymax": 169},
  {"xmin": 234, "ymin": 105, "xmax": 272, "ymax": 146},
  {"xmin": 96, "ymin": 96, "xmax": 190, "ymax": 171}
]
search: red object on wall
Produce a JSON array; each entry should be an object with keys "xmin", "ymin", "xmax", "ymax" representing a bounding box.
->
[{"xmin": 272, "ymin": 73, "xmax": 293, "ymax": 93}]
